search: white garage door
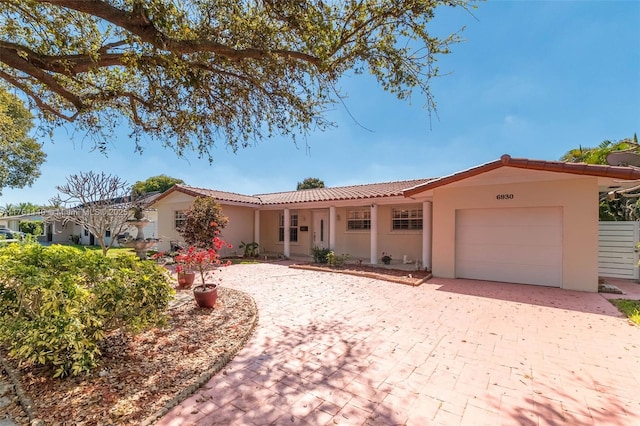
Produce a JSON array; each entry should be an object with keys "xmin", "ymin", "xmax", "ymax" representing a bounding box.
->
[{"xmin": 455, "ymin": 207, "xmax": 563, "ymax": 287}]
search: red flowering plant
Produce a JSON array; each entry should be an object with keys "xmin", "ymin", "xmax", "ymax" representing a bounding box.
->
[
  {"xmin": 174, "ymin": 247, "xmax": 197, "ymax": 275},
  {"xmin": 175, "ymin": 236, "xmax": 233, "ymax": 286}
]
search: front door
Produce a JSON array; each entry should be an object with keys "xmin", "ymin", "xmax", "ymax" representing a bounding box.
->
[{"xmin": 313, "ymin": 211, "xmax": 329, "ymax": 250}]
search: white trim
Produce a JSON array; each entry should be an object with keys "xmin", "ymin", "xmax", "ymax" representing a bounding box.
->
[
  {"xmin": 329, "ymin": 206, "xmax": 336, "ymax": 250},
  {"xmin": 284, "ymin": 208, "xmax": 290, "ymax": 257},
  {"xmin": 422, "ymin": 201, "xmax": 432, "ymax": 271},
  {"xmin": 254, "ymin": 209, "xmax": 260, "ymax": 248},
  {"xmin": 370, "ymin": 204, "xmax": 378, "ymax": 264}
]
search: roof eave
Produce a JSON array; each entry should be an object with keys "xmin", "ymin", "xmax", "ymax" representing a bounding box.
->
[{"xmin": 403, "ymin": 154, "xmax": 640, "ymax": 197}]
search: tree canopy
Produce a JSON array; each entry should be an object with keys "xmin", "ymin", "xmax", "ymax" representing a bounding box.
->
[
  {"xmin": 561, "ymin": 134, "xmax": 640, "ymax": 221},
  {"xmin": 0, "ymin": 84, "xmax": 46, "ymax": 195},
  {"xmin": 560, "ymin": 134, "xmax": 639, "ymax": 165},
  {"xmin": 132, "ymin": 174, "xmax": 184, "ymax": 196},
  {"xmin": 297, "ymin": 177, "xmax": 325, "ymax": 190},
  {"xmin": 48, "ymin": 171, "xmax": 134, "ymax": 255},
  {"xmin": 0, "ymin": 0, "xmax": 472, "ymax": 161},
  {"xmin": 178, "ymin": 196, "xmax": 228, "ymax": 249}
]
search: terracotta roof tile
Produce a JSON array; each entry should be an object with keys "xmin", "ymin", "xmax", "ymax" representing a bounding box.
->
[
  {"xmin": 403, "ymin": 154, "xmax": 640, "ymax": 197},
  {"xmin": 153, "ymin": 180, "xmax": 435, "ymax": 206},
  {"xmin": 255, "ymin": 179, "xmax": 434, "ymax": 205},
  {"xmin": 153, "ymin": 184, "xmax": 262, "ymax": 205}
]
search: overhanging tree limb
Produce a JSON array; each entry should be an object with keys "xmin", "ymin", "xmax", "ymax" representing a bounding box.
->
[{"xmin": 0, "ymin": 0, "xmax": 474, "ymax": 161}]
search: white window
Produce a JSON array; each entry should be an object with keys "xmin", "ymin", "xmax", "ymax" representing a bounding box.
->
[
  {"xmin": 279, "ymin": 213, "xmax": 298, "ymax": 242},
  {"xmin": 392, "ymin": 207, "xmax": 423, "ymax": 230},
  {"xmin": 347, "ymin": 209, "xmax": 371, "ymax": 230},
  {"xmin": 174, "ymin": 211, "xmax": 186, "ymax": 229}
]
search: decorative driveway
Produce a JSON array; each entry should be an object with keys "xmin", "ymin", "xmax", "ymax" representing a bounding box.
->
[{"xmin": 157, "ymin": 264, "xmax": 640, "ymax": 425}]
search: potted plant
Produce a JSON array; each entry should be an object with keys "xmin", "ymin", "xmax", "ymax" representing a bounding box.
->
[
  {"xmin": 174, "ymin": 247, "xmax": 197, "ymax": 289},
  {"xmin": 381, "ymin": 252, "xmax": 392, "ymax": 265},
  {"xmin": 186, "ymin": 236, "xmax": 233, "ymax": 308}
]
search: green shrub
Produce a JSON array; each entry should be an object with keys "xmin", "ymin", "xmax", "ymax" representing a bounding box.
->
[
  {"xmin": 311, "ymin": 246, "xmax": 331, "ymax": 264},
  {"xmin": 0, "ymin": 243, "xmax": 174, "ymax": 378},
  {"xmin": 327, "ymin": 251, "xmax": 349, "ymax": 267},
  {"xmin": 18, "ymin": 220, "xmax": 43, "ymax": 236}
]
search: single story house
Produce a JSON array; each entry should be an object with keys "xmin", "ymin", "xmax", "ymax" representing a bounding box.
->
[
  {"xmin": 152, "ymin": 154, "xmax": 640, "ymax": 292},
  {"xmin": 0, "ymin": 193, "xmax": 161, "ymax": 248}
]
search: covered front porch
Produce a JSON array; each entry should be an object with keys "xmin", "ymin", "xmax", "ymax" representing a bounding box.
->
[{"xmin": 253, "ymin": 201, "xmax": 434, "ymax": 271}]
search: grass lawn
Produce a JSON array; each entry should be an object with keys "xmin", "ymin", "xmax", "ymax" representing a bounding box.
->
[{"xmin": 609, "ymin": 299, "xmax": 640, "ymax": 326}]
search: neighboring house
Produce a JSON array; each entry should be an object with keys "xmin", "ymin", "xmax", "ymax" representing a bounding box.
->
[
  {"xmin": 0, "ymin": 213, "xmax": 46, "ymax": 240},
  {"xmin": 0, "ymin": 216, "xmax": 28, "ymax": 232},
  {"xmin": 153, "ymin": 154, "xmax": 640, "ymax": 292},
  {"xmin": 0, "ymin": 193, "xmax": 161, "ymax": 248}
]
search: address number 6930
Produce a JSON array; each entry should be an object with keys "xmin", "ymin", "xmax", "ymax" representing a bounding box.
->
[{"xmin": 496, "ymin": 193, "xmax": 514, "ymax": 200}]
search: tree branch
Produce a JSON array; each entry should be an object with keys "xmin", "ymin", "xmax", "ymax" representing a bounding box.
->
[
  {"xmin": 0, "ymin": 69, "xmax": 78, "ymax": 121},
  {"xmin": 0, "ymin": 45, "xmax": 85, "ymax": 109},
  {"xmin": 38, "ymin": 0, "xmax": 321, "ymax": 66},
  {"xmin": 0, "ymin": 41, "xmax": 126, "ymax": 75}
]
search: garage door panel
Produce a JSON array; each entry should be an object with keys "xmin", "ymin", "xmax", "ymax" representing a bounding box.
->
[
  {"xmin": 455, "ymin": 207, "xmax": 563, "ymax": 287},
  {"xmin": 457, "ymin": 260, "xmax": 562, "ymax": 286},
  {"xmin": 457, "ymin": 225, "xmax": 561, "ymax": 246},
  {"xmin": 457, "ymin": 243, "xmax": 561, "ymax": 266}
]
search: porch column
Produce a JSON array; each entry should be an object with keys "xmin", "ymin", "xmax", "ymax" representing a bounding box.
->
[
  {"xmin": 370, "ymin": 204, "xmax": 378, "ymax": 264},
  {"xmin": 329, "ymin": 206, "xmax": 336, "ymax": 250},
  {"xmin": 253, "ymin": 209, "xmax": 260, "ymax": 248},
  {"xmin": 422, "ymin": 201, "xmax": 433, "ymax": 271},
  {"xmin": 283, "ymin": 208, "xmax": 290, "ymax": 258}
]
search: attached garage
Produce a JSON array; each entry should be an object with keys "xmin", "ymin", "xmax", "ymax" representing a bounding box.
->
[
  {"xmin": 455, "ymin": 207, "xmax": 563, "ymax": 287},
  {"xmin": 404, "ymin": 154, "xmax": 640, "ymax": 292}
]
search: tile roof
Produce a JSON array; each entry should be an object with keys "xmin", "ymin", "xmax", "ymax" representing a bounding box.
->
[
  {"xmin": 154, "ymin": 154, "xmax": 640, "ymax": 206},
  {"xmin": 153, "ymin": 184, "xmax": 262, "ymax": 205},
  {"xmin": 404, "ymin": 154, "xmax": 640, "ymax": 196},
  {"xmin": 154, "ymin": 180, "xmax": 435, "ymax": 207},
  {"xmin": 255, "ymin": 179, "xmax": 433, "ymax": 205}
]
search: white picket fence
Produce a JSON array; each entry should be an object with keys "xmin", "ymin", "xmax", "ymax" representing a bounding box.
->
[{"xmin": 598, "ymin": 221, "xmax": 639, "ymax": 279}]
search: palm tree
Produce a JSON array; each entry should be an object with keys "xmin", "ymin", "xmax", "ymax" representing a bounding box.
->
[
  {"xmin": 1, "ymin": 203, "xmax": 14, "ymax": 217},
  {"xmin": 561, "ymin": 134, "xmax": 639, "ymax": 165}
]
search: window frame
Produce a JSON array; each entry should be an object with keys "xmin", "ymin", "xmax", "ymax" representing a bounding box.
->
[
  {"xmin": 278, "ymin": 212, "xmax": 299, "ymax": 242},
  {"xmin": 391, "ymin": 207, "xmax": 423, "ymax": 231},
  {"xmin": 174, "ymin": 211, "xmax": 186, "ymax": 229},
  {"xmin": 346, "ymin": 209, "xmax": 371, "ymax": 231}
]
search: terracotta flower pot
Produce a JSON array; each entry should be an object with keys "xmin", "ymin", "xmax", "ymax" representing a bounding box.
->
[
  {"xmin": 177, "ymin": 271, "xmax": 196, "ymax": 289},
  {"xmin": 193, "ymin": 284, "xmax": 218, "ymax": 308}
]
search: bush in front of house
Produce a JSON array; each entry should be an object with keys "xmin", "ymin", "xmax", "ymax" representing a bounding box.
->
[
  {"xmin": 0, "ymin": 243, "xmax": 175, "ymax": 378},
  {"xmin": 311, "ymin": 246, "xmax": 331, "ymax": 264},
  {"xmin": 18, "ymin": 220, "xmax": 43, "ymax": 236}
]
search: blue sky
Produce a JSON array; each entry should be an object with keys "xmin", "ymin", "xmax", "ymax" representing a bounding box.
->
[{"xmin": 2, "ymin": 0, "xmax": 639, "ymax": 206}]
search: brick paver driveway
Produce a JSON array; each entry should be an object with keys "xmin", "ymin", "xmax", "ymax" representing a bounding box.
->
[{"xmin": 157, "ymin": 263, "xmax": 640, "ymax": 425}]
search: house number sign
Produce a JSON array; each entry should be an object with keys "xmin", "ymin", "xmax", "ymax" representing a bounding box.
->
[{"xmin": 496, "ymin": 193, "xmax": 514, "ymax": 200}]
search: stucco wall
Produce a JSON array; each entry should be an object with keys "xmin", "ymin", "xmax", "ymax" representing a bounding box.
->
[
  {"xmin": 259, "ymin": 209, "xmax": 311, "ymax": 257},
  {"xmin": 154, "ymin": 192, "xmax": 255, "ymax": 256},
  {"xmin": 431, "ymin": 176, "xmax": 599, "ymax": 292},
  {"xmin": 331, "ymin": 205, "xmax": 423, "ymax": 263}
]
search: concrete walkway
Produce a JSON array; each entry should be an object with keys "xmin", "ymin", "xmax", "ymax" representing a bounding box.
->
[{"xmin": 157, "ymin": 264, "xmax": 640, "ymax": 425}]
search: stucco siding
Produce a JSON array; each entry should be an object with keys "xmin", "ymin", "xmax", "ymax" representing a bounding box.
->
[
  {"xmin": 432, "ymin": 176, "xmax": 599, "ymax": 292},
  {"xmin": 217, "ymin": 205, "xmax": 255, "ymax": 257},
  {"xmin": 376, "ymin": 204, "xmax": 422, "ymax": 265},
  {"xmin": 259, "ymin": 210, "xmax": 281, "ymax": 255},
  {"xmin": 155, "ymin": 198, "xmax": 193, "ymax": 252},
  {"xmin": 154, "ymin": 192, "xmax": 254, "ymax": 256},
  {"xmin": 331, "ymin": 205, "xmax": 422, "ymax": 263}
]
